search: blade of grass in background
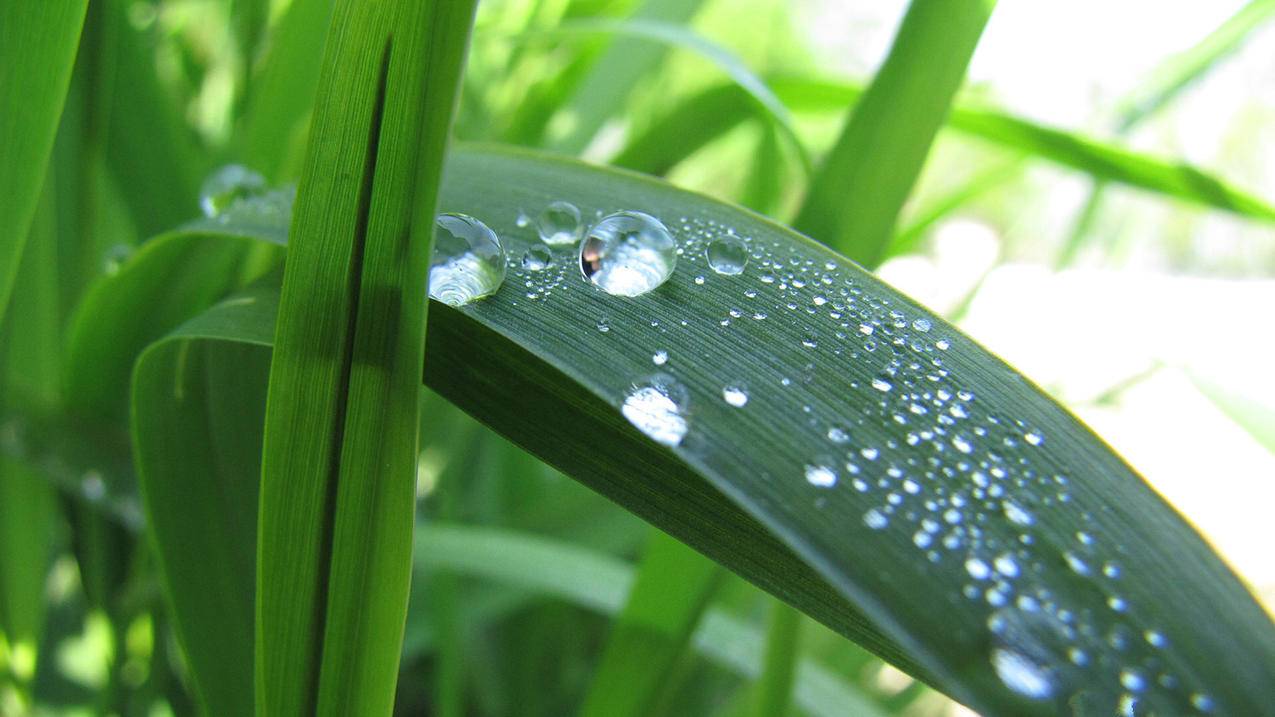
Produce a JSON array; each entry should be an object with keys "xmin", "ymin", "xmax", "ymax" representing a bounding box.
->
[
  {"xmin": 1191, "ymin": 373, "xmax": 1275, "ymax": 457},
  {"xmin": 753, "ymin": 601, "xmax": 802, "ymax": 717},
  {"xmin": 579, "ymin": 531, "xmax": 722, "ymax": 717},
  {"xmin": 793, "ymin": 0, "xmax": 996, "ymax": 268},
  {"xmin": 1058, "ymin": 0, "xmax": 1275, "ymax": 267},
  {"xmin": 255, "ymin": 0, "xmax": 477, "ymax": 713},
  {"xmin": 120, "ymin": 146, "xmax": 1275, "ymax": 715},
  {"xmin": 0, "ymin": 0, "xmax": 86, "ymax": 322},
  {"xmin": 547, "ymin": 0, "xmax": 706, "ymax": 154},
  {"xmin": 237, "ymin": 0, "xmax": 334, "ymax": 179},
  {"xmin": 611, "ymin": 84, "xmax": 755, "ymax": 176}
]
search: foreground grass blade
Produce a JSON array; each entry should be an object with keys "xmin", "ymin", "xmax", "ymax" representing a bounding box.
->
[
  {"xmin": 255, "ymin": 0, "xmax": 477, "ymax": 713},
  {"xmin": 793, "ymin": 0, "xmax": 996, "ymax": 267},
  {"xmin": 579, "ymin": 531, "xmax": 722, "ymax": 717},
  {"xmin": 0, "ymin": 0, "xmax": 87, "ymax": 321},
  {"xmin": 123, "ymin": 146, "xmax": 1275, "ymax": 714}
]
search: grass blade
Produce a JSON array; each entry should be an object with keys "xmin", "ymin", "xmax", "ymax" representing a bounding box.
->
[
  {"xmin": 579, "ymin": 531, "xmax": 722, "ymax": 717},
  {"xmin": 0, "ymin": 0, "xmax": 86, "ymax": 321},
  {"xmin": 120, "ymin": 146, "xmax": 1275, "ymax": 714},
  {"xmin": 255, "ymin": 0, "xmax": 477, "ymax": 713},
  {"xmin": 753, "ymin": 601, "xmax": 802, "ymax": 717},
  {"xmin": 793, "ymin": 0, "xmax": 996, "ymax": 267},
  {"xmin": 1190, "ymin": 373, "xmax": 1275, "ymax": 457}
]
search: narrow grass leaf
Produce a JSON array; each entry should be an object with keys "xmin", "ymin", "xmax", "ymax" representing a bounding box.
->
[
  {"xmin": 1190, "ymin": 373, "xmax": 1275, "ymax": 457},
  {"xmin": 0, "ymin": 0, "xmax": 86, "ymax": 321},
  {"xmin": 255, "ymin": 0, "xmax": 477, "ymax": 713},
  {"xmin": 793, "ymin": 0, "xmax": 995, "ymax": 267},
  {"xmin": 753, "ymin": 601, "xmax": 802, "ymax": 717},
  {"xmin": 579, "ymin": 531, "xmax": 722, "ymax": 717}
]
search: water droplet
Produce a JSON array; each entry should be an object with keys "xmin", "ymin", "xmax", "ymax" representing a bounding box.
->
[
  {"xmin": 1144, "ymin": 630, "xmax": 1166, "ymax": 648},
  {"xmin": 429, "ymin": 214, "xmax": 507, "ymax": 306},
  {"xmin": 935, "ymin": 338, "xmax": 950, "ymax": 350},
  {"xmin": 580, "ymin": 211, "xmax": 677, "ymax": 297},
  {"xmin": 652, "ymin": 349, "xmax": 669, "ymax": 366},
  {"xmin": 515, "ymin": 209, "xmax": 530, "ymax": 228},
  {"xmin": 871, "ymin": 377, "xmax": 892, "ymax": 392},
  {"xmin": 200, "ymin": 164, "xmax": 266, "ymax": 217},
  {"xmin": 805, "ymin": 461, "xmax": 837, "ymax": 487},
  {"xmin": 1002, "ymin": 500, "xmax": 1035, "ymax": 526},
  {"xmin": 991, "ymin": 648, "xmax": 1053, "ymax": 700},
  {"xmin": 101, "ymin": 244, "xmax": 133, "ymax": 275},
  {"xmin": 965, "ymin": 558, "xmax": 992, "ymax": 580},
  {"xmin": 827, "ymin": 425, "xmax": 851, "ymax": 444},
  {"xmin": 596, "ymin": 317, "xmax": 610, "ymax": 333},
  {"xmin": 1191, "ymin": 693, "xmax": 1215, "ymax": 712},
  {"xmin": 706, "ymin": 235, "xmax": 748, "ymax": 275},
  {"xmin": 863, "ymin": 508, "xmax": 888, "ymax": 529},
  {"xmin": 621, "ymin": 374, "xmax": 688, "ymax": 447},
  {"xmin": 1024, "ymin": 430, "xmax": 1044, "ymax": 446},
  {"xmin": 522, "ymin": 244, "xmax": 553, "ymax": 271},
  {"xmin": 912, "ymin": 318, "xmax": 932, "ymax": 332},
  {"xmin": 722, "ymin": 384, "xmax": 749, "ymax": 407},
  {"xmin": 537, "ymin": 201, "xmax": 583, "ymax": 246},
  {"xmin": 1064, "ymin": 551, "xmax": 1091, "ymax": 575},
  {"xmin": 994, "ymin": 553, "xmax": 1019, "ymax": 578},
  {"xmin": 1119, "ymin": 669, "xmax": 1146, "ymax": 692}
]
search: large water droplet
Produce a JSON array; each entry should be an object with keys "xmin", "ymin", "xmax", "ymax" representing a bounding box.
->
[
  {"xmin": 429, "ymin": 214, "xmax": 506, "ymax": 306},
  {"xmin": 579, "ymin": 211, "xmax": 677, "ymax": 297},
  {"xmin": 537, "ymin": 201, "xmax": 583, "ymax": 246},
  {"xmin": 200, "ymin": 164, "xmax": 266, "ymax": 217},
  {"xmin": 706, "ymin": 235, "xmax": 748, "ymax": 275},
  {"xmin": 992, "ymin": 649, "xmax": 1054, "ymax": 700},
  {"xmin": 621, "ymin": 374, "xmax": 688, "ymax": 447}
]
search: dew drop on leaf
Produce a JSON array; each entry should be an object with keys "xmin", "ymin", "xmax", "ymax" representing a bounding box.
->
[
  {"xmin": 537, "ymin": 200, "xmax": 583, "ymax": 246},
  {"xmin": 722, "ymin": 384, "xmax": 749, "ymax": 407},
  {"xmin": 579, "ymin": 211, "xmax": 677, "ymax": 297},
  {"xmin": 991, "ymin": 648, "xmax": 1054, "ymax": 700},
  {"xmin": 705, "ymin": 234, "xmax": 748, "ymax": 275},
  {"xmin": 429, "ymin": 213, "xmax": 506, "ymax": 307},
  {"xmin": 621, "ymin": 374, "xmax": 688, "ymax": 447},
  {"xmin": 199, "ymin": 164, "xmax": 266, "ymax": 218},
  {"xmin": 521, "ymin": 244, "xmax": 553, "ymax": 271}
]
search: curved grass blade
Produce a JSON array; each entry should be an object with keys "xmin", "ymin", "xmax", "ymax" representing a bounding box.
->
[
  {"xmin": 579, "ymin": 531, "xmax": 722, "ymax": 717},
  {"xmin": 793, "ymin": 0, "xmax": 996, "ymax": 267},
  {"xmin": 127, "ymin": 146, "xmax": 1275, "ymax": 715},
  {"xmin": 255, "ymin": 0, "xmax": 477, "ymax": 713},
  {"xmin": 0, "ymin": 0, "xmax": 87, "ymax": 322},
  {"xmin": 545, "ymin": 0, "xmax": 707, "ymax": 154},
  {"xmin": 611, "ymin": 84, "xmax": 758, "ymax": 176}
]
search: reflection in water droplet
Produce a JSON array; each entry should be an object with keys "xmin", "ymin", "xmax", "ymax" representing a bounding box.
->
[
  {"xmin": 706, "ymin": 235, "xmax": 748, "ymax": 275},
  {"xmin": 580, "ymin": 211, "xmax": 677, "ymax": 297},
  {"xmin": 429, "ymin": 214, "xmax": 506, "ymax": 306},
  {"xmin": 621, "ymin": 374, "xmax": 688, "ymax": 447},
  {"xmin": 722, "ymin": 384, "xmax": 749, "ymax": 407},
  {"xmin": 522, "ymin": 244, "xmax": 553, "ymax": 271},
  {"xmin": 991, "ymin": 648, "xmax": 1054, "ymax": 700},
  {"xmin": 200, "ymin": 164, "xmax": 266, "ymax": 217},
  {"xmin": 537, "ymin": 201, "xmax": 583, "ymax": 246}
]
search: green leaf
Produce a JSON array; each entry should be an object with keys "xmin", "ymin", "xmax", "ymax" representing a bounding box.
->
[
  {"xmin": 131, "ymin": 146, "xmax": 1275, "ymax": 715},
  {"xmin": 579, "ymin": 531, "xmax": 722, "ymax": 717},
  {"xmin": 1190, "ymin": 373, "xmax": 1275, "ymax": 457},
  {"xmin": 611, "ymin": 83, "xmax": 757, "ymax": 176},
  {"xmin": 793, "ymin": 0, "xmax": 996, "ymax": 267},
  {"xmin": 254, "ymin": 0, "xmax": 477, "ymax": 713},
  {"xmin": 753, "ymin": 601, "xmax": 802, "ymax": 717},
  {"xmin": 0, "ymin": 0, "xmax": 87, "ymax": 322}
]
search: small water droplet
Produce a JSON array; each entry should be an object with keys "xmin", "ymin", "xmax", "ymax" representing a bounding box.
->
[
  {"xmin": 596, "ymin": 317, "xmax": 610, "ymax": 333},
  {"xmin": 101, "ymin": 244, "xmax": 133, "ymax": 275},
  {"xmin": 621, "ymin": 374, "xmax": 688, "ymax": 447},
  {"xmin": 722, "ymin": 384, "xmax": 749, "ymax": 407},
  {"xmin": 801, "ymin": 335, "xmax": 818, "ymax": 349},
  {"xmin": 1024, "ymin": 430, "xmax": 1044, "ymax": 446},
  {"xmin": 805, "ymin": 461, "xmax": 837, "ymax": 488},
  {"xmin": 863, "ymin": 508, "xmax": 888, "ymax": 529},
  {"xmin": 935, "ymin": 338, "xmax": 951, "ymax": 350},
  {"xmin": 1144, "ymin": 630, "xmax": 1166, "ymax": 648},
  {"xmin": 1191, "ymin": 693, "xmax": 1215, "ymax": 712},
  {"xmin": 994, "ymin": 553, "xmax": 1019, "ymax": 578},
  {"xmin": 871, "ymin": 377, "xmax": 892, "ymax": 392},
  {"xmin": 652, "ymin": 349, "xmax": 669, "ymax": 366},
  {"xmin": 965, "ymin": 558, "xmax": 992, "ymax": 580},
  {"xmin": 200, "ymin": 164, "xmax": 266, "ymax": 217},
  {"xmin": 912, "ymin": 318, "xmax": 932, "ymax": 332},
  {"xmin": 537, "ymin": 201, "xmax": 583, "ymax": 246},
  {"xmin": 515, "ymin": 209, "xmax": 530, "ymax": 228},
  {"xmin": 1064, "ymin": 551, "xmax": 1091, "ymax": 575},
  {"xmin": 991, "ymin": 648, "xmax": 1053, "ymax": 700},
  {"xmin": 827, "ymin": 425, "xmax": 851, "ymax": 444},
  {"xmin": 580, "ymin": 211, "xmax": 677, "ymax": 297},
  {"xmin": 1119, "ymin": 669, "xmax": 1145, "ymax": 692},
  {"xmin": 706, "ymin": 235, "xmax": 748, "ymax": 275},
  {"xmin": 1003, "ymin": 500, "xmax": 1035, "ymax": 526},
  {"xmin": 429, "ymin": 214, "xmax": 507, "ymax": 306},
  {"xmin": 521, "ymin": 244, "xmax": 553, "ymax": 271}
]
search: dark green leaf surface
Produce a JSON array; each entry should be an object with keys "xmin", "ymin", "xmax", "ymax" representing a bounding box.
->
[
  {"xmin": 793, "ymin": 0, "xmax": 996, "ymax": 267},
  {"xmin": 129, "ymin": 146, "xmax": 1275, "ymax": 715},
  {"xmin": 0, "ymin": 0, "xmax": 87, "ymax": 321}
]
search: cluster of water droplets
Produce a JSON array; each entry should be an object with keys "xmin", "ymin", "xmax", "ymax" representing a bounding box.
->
[{"xmin": 198, "ymin": 164, "xmax": 296, "ymax": 232}]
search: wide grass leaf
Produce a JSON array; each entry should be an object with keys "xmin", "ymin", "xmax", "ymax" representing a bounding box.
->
[{"xmin": 128, "ymin": 146, "xmax": 1275, "ymax": 715}]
